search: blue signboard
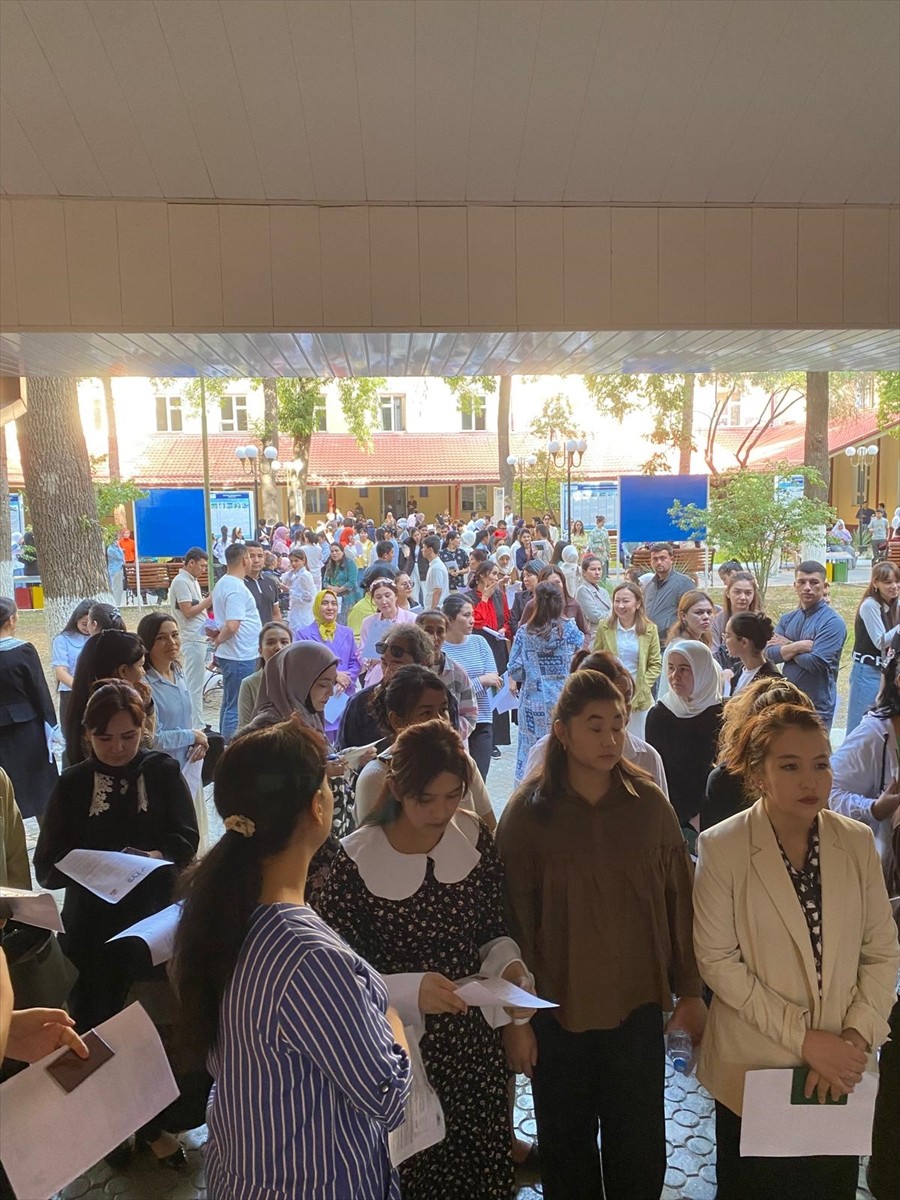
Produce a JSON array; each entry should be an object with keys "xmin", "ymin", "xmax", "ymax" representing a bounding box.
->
[
  {"xmin": 135, "ymin": 488, "xmax": 255, "ymax": 559},
  {"xmin": 619, "ymin": 474, "xmax": 709, "ymax": 544}
]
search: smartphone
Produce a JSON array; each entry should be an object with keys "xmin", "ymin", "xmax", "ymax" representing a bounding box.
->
[
  {"xmin": 45, "ymin": 1030, "xmax": 115, "ymax": 1094},
  {"xmin": 122, "ymin": 846, "xmax": 150, "ymax": 858}
]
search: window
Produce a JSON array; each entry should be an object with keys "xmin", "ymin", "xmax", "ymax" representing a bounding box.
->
[
  {"xmin": 419, "ymin": 487, "xmax": 429, "ymax": 498},
  {"xmin": 220, "ymin": 395, "xmax": 249, "ymax": 432},
  {"xmin": 359, "ymin": 488, "xmax": 369, "ymax": 498},
  {"xmin": 461, "ymin": 401, "xmax": 486, "ymax": 431},
  {"xmin": 305, "ymin": 488, "xmax": 329, "ymax": 514},
  {"xmin": 155, "ymin": 395, "xmax": 182, "ymax": 432},
  {"xmin": 379, "ymin": 394, "xmax": 405, "ymax": 431},
  {"xmin": 314, "ymin": 400, "xmax": 327, "ymax": 432},
  {"xmin": 726, "ymin": 399, "xmax": 743, "ymax": 427},
  {"xmin": 461, "ymin": 486, "xmax": 488, "ymax": 512}
]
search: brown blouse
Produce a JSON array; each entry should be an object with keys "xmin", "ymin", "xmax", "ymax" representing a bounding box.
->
[{"xmin": 495, "ymin": 766, "xmax": 702, "ymax": 1033}]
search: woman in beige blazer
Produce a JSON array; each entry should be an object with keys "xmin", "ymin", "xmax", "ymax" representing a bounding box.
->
[{"xmin": 694, "ymin": 701, "xmax": 899, "ymax": 1200}]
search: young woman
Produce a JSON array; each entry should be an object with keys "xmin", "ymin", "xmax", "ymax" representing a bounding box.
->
[
  {"xmin": 295, "ymin": 590, "xmax": 361, "ymax": 733},
  {"xmin": 353, "ymin": 664, "xmax": 495, "ymax": 830},
  {"xmin": 519, "ymin": 565, "xmax": 590, "ymax": 643},
  {"xmin": 319, "ymin": 720, "xmax": 529, "ymax": 1200},
  {"xmin": 138, "ymin": 613, "xmax": 209, "ymax": 770},
  {"xmin": 574, "ymin": 555, "xmax": 611, "ymax": 643},
  {"xmin": 723, "ymin": 611, "xmax": 781, "ymax": 697},
  {"xmin": 509, "ymin": 560, "xmax": 542, "ymax": 637},
  {"xmin": 0, "ymin": 596, "xmax": 59, "ymax": 821},
  {"xmin": 569, "ymin": 519, "xmax": 588, "ymax": 553},
  {"xmin": 322, "ymin": 541, "xmax": 362, "ymax": 624},
  {"xmin": 846, "ymin": 562, "xmax": 900, "ymax": 733},
  {"xmin": 394, "ymin": 572, "xmax": 418, "ymax": 612},
  {"xmin": 34, "ymin": 681, "xmax": 198, "ymax": 1033},
  {"xmin": 593, "ymin": 581, "xmax": 662, "ymax": 738},
  {"xmin": 645, "ymin": 639, "xmax": 724, "ymax": 844},
  {"xmin": 63, "ymin": 629, "xmax": 149, "ymax": 766},
  {"xmin": 172, "ymin": 719, "xmax": 410, "ymax": 1200},
  {"xmin": 694, "ymin": 702, "xmax": 899, "ymax": 1200},
  {"xmin": 282, "ymin": 548, "xmax": 317, "ymax": 635},
  {"xmin": 87, "ymin": 601, "xmax": 127, "ymax": 635},
  {"xmin": 703, "ymin": 677, "xmax": 812, "ymax": 831},
  {"xmin": 399, "ymin": 527, "xmax": 427, "ymax": 603},
  {"xmin": 237, "ymin": 621, "xmax": 292, "ymax": 732},
  {"xmin": 51, "ymin": 599, "xmax": 92, "ymax": 753},
  {"xmin": 336, "ymin": 625, "xmax": 436, "ymax": 752},
  {"xmin": 441, "ymin": 595, "xmax": 501, "ymax": 780},
  {"xmin": 414, "ymin": 609, "xmax": 479, "ymax": 742},
  {"xmin": 667, "ymin": 588, "xmax": 716, "ymax": 647},
  {"xmin": 711, "ymin": 571, "xmax": 761, "ymax": 655},
  {"xmin": 358, "ymin": 579, "xmax": 417, "ymax": 686},
  {"xmin": 497, "ymin": 670, "xmax": 705, "ymax": 1200},
  {"xmin": 514, "ymin": 528, "xmax": 536, "ymax": 573},
  {"xmin": 508, "ymin": 583, "xmax": 584, "ymax": 783},
  {"xmin": 558, "ymin": 544, "xmax": 581, "ymax": 596},
  {"xmin": 440, "ymin": 530, "xmax": 470, "ymax": 591},
  {"xmin": 465, "ymin": 561, "xmax": 513, "ymax": 759},
  {"xmin": 830, "ymin": 642, "xmax": 900, "ymax": 873}
]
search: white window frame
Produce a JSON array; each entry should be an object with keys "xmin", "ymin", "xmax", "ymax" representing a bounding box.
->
[
  {"xmin": 379, "ymin": 394, "xmax": 405, "ymax": 432},
  {"xmin": 461, "ymin": 485, "xmax": 488, "ymax": 512},
  {"xmin": 461, "ymin": 400, "xmax": 487, "ymax": 431},
  {"xmin": 220, "ymin": 394, "xmax": 249, "ymax": 433},
  {"xmin": 155, "ymin": 394, "xmax": 182, "ymax": 432},
  {"xmin": 305, "ymin": 487, "xmax": 329, "ymax": 514},
  {"xmin": 314, "ymin": 400, "xmax": 327, "ymax": 432}
]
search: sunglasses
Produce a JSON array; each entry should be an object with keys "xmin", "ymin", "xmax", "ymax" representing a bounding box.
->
[{"xmin": 375, "ymin": 641, "xmax": 413, "ymax": 660}]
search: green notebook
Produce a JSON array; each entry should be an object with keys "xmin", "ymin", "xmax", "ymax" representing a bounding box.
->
[{"xmin": 790, "ymin": 1067, "xmax": 849, "ymax": 1106}]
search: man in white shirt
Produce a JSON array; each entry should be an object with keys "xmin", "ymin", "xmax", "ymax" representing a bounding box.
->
[
  {"xmin": 169, "ymin": 546, "xmax": 213, "ymax": 727},
  {"xmin": 211, "ymin": 542, "xmax": 262, "ymax": 741},
  {"xmin": 422, "ymin": 535, "xmax": 451, "ymax": 609}
]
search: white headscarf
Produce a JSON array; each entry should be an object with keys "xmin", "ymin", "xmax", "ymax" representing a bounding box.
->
[{"xmin": 658, "ymin": 639, "xmax": 722, "ymax": 718}]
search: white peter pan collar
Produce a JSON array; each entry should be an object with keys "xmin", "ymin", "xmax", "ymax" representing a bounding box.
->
[{"xmin": 341, "ymin": 810, "xmax": 482, "ymax": 900}]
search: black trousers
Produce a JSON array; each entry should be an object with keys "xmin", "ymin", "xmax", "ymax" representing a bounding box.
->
[
  {"xmin": 714, "ymin": 1101, "xmax": 858, "ymax": 1200},
  {"xmin": 531, "ymin": 1005, "xmax": 665, "ymax": 1200},
  {"xmin": 468, "ymin": 722, "xmax": 494, "ymax": 781},
  {"xmin": 870, "ymin": 994, "xmax": 900, "ymax": 1200}
]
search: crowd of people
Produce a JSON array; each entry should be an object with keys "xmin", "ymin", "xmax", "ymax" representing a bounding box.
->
[{"xmin": 0, "ymin": 503, "xmax": 899, "ymax": 1200}]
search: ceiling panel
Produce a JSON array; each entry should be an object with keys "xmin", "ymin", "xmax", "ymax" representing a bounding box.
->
[
  {"xmin": 0, "ymin": 97, "xmax": 57, "ymax": 195},
  {"xmin": 352, "ymin": 0, "xmax": 416, "ymax": 201},
  {"xmin": 5, "ymin": 327, "xmax": 894, "ymax": 379},
  {"xmin": 414, "ymin": 0, "xmax": 478, "ymax": 202}
]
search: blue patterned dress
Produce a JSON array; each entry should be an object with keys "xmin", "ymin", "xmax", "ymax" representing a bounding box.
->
[{"xmin": 508, "ymin": 618, "xmax": 583, "ymax": 782}]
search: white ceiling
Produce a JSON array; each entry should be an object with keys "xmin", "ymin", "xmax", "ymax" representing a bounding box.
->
[
  {"xmin": 2, "ymin": 328, "xmax": 898, "ymax": 379},
  {"xmin": 1, "ymin": 0, "xmax": 898, "ymax": 206}
]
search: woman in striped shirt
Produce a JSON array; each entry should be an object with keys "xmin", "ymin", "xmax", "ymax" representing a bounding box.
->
[{"xmin": 172, "ymin": 719, "xmax": 411, "ymax": 1200}]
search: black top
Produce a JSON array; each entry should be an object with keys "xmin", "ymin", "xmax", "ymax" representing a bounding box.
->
[
  {"xmin": 335, "ymin": 685, "xmax": 385, "ymax": 752},
  {"xmin": 645, "ymin": 701, "xmax": 724, "ymax": 826},
  {"xmin": 33, "ymin": 750, "xmax": 198, "ymax": 965},
  {"xmin": 244, "ymin": 573, "xmax": 280, "ymax": 627},
  {"xmin": 726, "ymin": 658, "xmax": 781, "ymax": 695},
  {"xmin": 0, "ymin": 641, "xmax": 56, "ymax": 729},
  {"xmin": 702, "ymin": 764, "xmax": 747, "ymax": 831}
]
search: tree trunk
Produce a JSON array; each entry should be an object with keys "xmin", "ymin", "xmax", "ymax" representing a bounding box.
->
[
  {"xmin": 0, "ymin": 425, "xmax": 13, "ymax": 596},
  {"xmin": 498, "ymin": 376, "xmax": 514, "ymax": 511},
  {"xmin": 678, "ymin": 375, "xmax": 695, "ymax": 475},
  {"xmin": 260, "ymin": 379, "xmax": 280, "ymax": 525},
  {"xmin": 20, "ymin": 377, "xmax": 111, "ymax": 637},
  {"xmin": 804, "ymin": 372, "xmax": 830, "ymax": 502},
  {"xmin": 291, "ymin": 433, "xmax": 312, "ymax": 524},
  {"xmin": 102, "ymin": 376, "xmax": 121, "ymax": 479}
]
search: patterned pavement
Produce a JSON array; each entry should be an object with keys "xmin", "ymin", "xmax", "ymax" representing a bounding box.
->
[{"xmin": 26, "ymin": 721, "xmax": 874, "ymax": 1200}]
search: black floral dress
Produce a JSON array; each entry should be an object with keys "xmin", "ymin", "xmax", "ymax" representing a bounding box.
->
[{"xmin": 317, "ymin": 820, "xmax": 514, "ymax": 1200}]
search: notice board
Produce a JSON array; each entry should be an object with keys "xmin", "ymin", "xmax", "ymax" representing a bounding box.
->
[{"xmin": 618, "ymin": 475, "xmax": 708, "ymax": 544}]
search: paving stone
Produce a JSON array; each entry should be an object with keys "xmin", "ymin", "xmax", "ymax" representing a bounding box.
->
[
  {"xmin": 699, "ymin": 1163, "xmax": 718, "ymax": 1184},
  {"xmin": 685, "ymin": 1134, "xmax": 715, "ymax": 1157},
  {"xmin": 667, "ymin": 1146, "xmax": 706, "ymax": 1175},
  {"xmin": 681, "ymin": 1176, "xmax": 718, "ymax": 1199},
  {"xmin": 682, "ymin": 1089, "xmax": 713, "ymax": 1115},
  {"xmin": 665, "ymin": 1167, "xmax": 688, "ymax": 1190},
  {"xmin": 672, "ymin": 1109, "xmax": 701, "ymax": 1129}
]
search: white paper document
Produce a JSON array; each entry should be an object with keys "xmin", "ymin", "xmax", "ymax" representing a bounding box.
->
[
  {"xmin": 741, "ymin": 1069, "xmax": 879, "ymax": 1157},
  {"xmin": 324, "ymin": 688, "xmax": 350, "ymax": 724},
  {"xmin": 491, "ymin": 674, "xmax": 520, "ymax": 714},
  {"xmin": 107, "ymin": 902, "xmax": 181, "ymax": 965},
  {"xmin": 361, "ymin": 620, "xmax": 396, "ymax": 661},
  {"xmin": 55, "ymin": 848, "xmax": 172, "ymax": 904},
  {"xmin": 389, "ymin": 1029, "xmax": 445, "ymax": 1167},
  {"xmin": 0, "ymin": 885, "xmax": 64, "ymax": 933},
  {"xmin": 0, "ymin": 1002, "xmax": 179, "ymax": 1200},
  {"xmin": 480, "ymin": 625, "xmax": 507, "ymax": 641},
  {"xmin": 342, "ymin": 742, "xmax": 382, "ymax": 772},
  {"xmin": 454, "ymin": 975, "xmax": 558, "ymax": 1010},
  {"xmin": 505, "ymin": 585, "xmax": 520, "ymax": 608}
]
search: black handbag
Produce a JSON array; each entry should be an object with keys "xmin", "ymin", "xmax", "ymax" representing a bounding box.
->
[{"xmin": 201, "ymin": 728, "xmax": 226, "ymax": 785}]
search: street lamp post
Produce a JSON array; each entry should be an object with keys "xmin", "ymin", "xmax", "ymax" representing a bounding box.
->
[
  {"xmin": 505, "ymin": 453, "xmax": 538, "ymax": 520},
  {"xmin": 547, "ymin": 438, "xmax": 588, "ymax": 539},
  {"xmin": 843, "ymin": 443, "xmax": 879, "ymax": 507},
  {"xmin": 282, "ymin": 458, "xmax": 306, "ymax": 518},
  {"xmin": 235, "ymin": 444, "xmax": 278, "ymax": 531}
]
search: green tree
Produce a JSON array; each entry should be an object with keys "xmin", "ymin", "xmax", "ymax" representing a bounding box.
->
[
  {"xmin": 875, "ymin": 372, "xmax": 900, "ymax": 437},
  {"xmin": 584, "ymin": 373, "xmax": 695, "ymax": 474},
  {"xmin": 446, "ymin": 376, "xmax": 511, "ymax": 497},
  {"xmin": 669, "ymin": 463, "xmax": 835, "ymax": 604},
  {"xmin": 90, "ymin": 466, "xmax": 147, "ymax": 545},
  {"xmin": 522, "ymin": 393, "xmax": 584, "ymax": 521}
]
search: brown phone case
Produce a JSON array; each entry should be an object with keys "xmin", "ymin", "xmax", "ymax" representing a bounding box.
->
[{"xmin": 45, "ymin": 1030, "xmax": 115, "ymax": 1094}]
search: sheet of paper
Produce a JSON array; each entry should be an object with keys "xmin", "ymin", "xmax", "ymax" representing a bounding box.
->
[
  {"xmin": 480, "ymin": 625, "xmax": 507, "ymax": 641},
  {"xmin": 505, "ymin": 585, "xmax": 520, "ymax": 607},
  {"xmin": 107, "ymin": 902, "xmax": 181, "ymax": 966},
  {"xmin": 0, "ymin": 886, "xmax": 64, "ymax": 933},
  {"xmin": 0, "ymin": 1002, "xmax": 179, "ymax": 1200},
  {"xmin": 324, "ymin": 688, "xmax": 350, "ymax": 724},
  {"xmin": 741, "ymin": 1069, "xmax": 878, "ymax": 1157},
  {"xmin": 181, "ymin": 756, "xmax": 203, "ymax": 798},
  {"xmin": 491, "ymin": 673, "xmax": 519, "ymax": 714},
  {"xmin": 389, "ymin": 1028, "xmax": 445, "ymax": 1167},
  {"xmin": 454, "ymin": 975, "xmax": 558, "ymax": 1010},
  {"xmin": 55, "ymin": 848, "xmax": 172, "ymax": 905},
  {"xmin": 342, "ymin": 741, "xmax": 382, "ymax": 772},
  {"xmin": 360, "ymin": 620, "xmax": 396, "ymax": 661}
]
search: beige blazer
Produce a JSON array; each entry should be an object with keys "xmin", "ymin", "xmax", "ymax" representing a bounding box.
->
[{"xmin": 693, "ymin": 801, "xmax": 899, "ymax": 1115}]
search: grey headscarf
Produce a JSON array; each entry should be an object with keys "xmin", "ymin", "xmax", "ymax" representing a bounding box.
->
[{"xmin": 246, "ymin": 641, "xmax": 338, "ymax": 733}]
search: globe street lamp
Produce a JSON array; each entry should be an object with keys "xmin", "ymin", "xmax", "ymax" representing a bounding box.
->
[
  {"xmin": 235, "ymin": 444, "xmax": 278, "ymax": 529},
  {"xmin": 844, "ymin": 443, "xmax": 879, "ymax": 508},
  {"xmin": 547, "ymin": 438, "xmax": 588, "ymax": 539},
  {"xmin": 282, "ymin": 458, "xmax": 306, "ymax": 517},
  {"xmin": 506, "ymin": 453, "xmax": 538, "ymax": 520}
]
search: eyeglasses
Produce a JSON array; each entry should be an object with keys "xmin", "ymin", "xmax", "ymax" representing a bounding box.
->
[{"xmin": 376, "ymin": 641, "xmax": 413, "ymax": 660}]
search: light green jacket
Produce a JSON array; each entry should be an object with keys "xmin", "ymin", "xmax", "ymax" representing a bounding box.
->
[{"xmin": 593, "ymin": 622, "xmax": 662, "ymax": 712}]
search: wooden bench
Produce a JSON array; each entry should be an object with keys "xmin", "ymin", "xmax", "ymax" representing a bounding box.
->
[
  {"xmin": 628, "ymin": 547, "xmax": 712, "ymax": 582},
  {"xmin": 124, "ymin": 562, "xmax": 171, "ymax": 602},
  {"xmin": 886, "ymin": 541, "xmax": 900, "ymax": 565},
  {"xmin": 166, "ymin": 560, "xmax": 210, "ymax": 588}
]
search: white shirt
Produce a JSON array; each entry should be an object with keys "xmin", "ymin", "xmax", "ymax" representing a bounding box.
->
[
  {"xmin": 424, "ymin": 557, "xmax": 451, "ymax": 607},
  {"xmin": 169, "ymin": 568, "xmax": 205, "ymax": 640},
  {"xmin": 730, "ymin": 663, "xmax": 761, "ymax": 696},
  {"xmin": 615, "ymin": 622, "xmax": 640, "ymax": 678},
  {"xmin": 212, "ymin": 574, "xmax": 261, "ymax": 661}
]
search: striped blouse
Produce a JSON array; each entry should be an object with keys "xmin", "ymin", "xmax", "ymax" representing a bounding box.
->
[
  {"xmin": 442, "ymin": 635, "xmax": 497, "ymax": 724},
  {"xmin": 206, "ymin": 903, "xmax": 410, "ymax": 1200}
]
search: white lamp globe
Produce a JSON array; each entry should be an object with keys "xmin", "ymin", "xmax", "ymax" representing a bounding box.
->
[{"xmin": 235, "ymin": 447, "xmax": 247, "ymax": 460}]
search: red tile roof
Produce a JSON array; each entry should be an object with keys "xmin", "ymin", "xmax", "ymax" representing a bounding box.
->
[{"xmin": 712, "ymin": 409, "xmax": 897, "ymax": 468}]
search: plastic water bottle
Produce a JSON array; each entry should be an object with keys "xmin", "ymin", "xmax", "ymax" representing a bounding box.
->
[{"xmin": 666, "ymin": 1029, "xmax": 694, "ymax": 1075}]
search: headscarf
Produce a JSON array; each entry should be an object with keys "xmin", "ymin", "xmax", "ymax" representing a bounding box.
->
[
  {"xmin": 658, "ymin": 639, "xmax": 722, "ymax": 719},
  {"xmin": 248, "ymin": 642, "xmax": 338, "ymax": 733},
  {"xmin": 272, "ymin": 525, "xmax": 290, "ymax": 555},
  {"xmin": 313, "ymin": 589, "xmax": 339, "ymax": 643}
]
